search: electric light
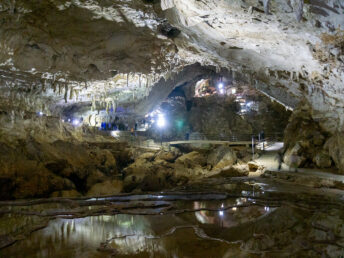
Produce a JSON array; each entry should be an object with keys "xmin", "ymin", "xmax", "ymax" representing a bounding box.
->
[
  {"xmin": 220, "ymin": 89, "xmax": 224, "ymax": 94},
  {"xmin": 38, "ymin": 111, "xmax": 43, "ymax": 116},
  {"xmin": 72, "ymin": 119, "xmax": 80, "ymax": 126},
  {"xmin": 110, "ymin": 130, "xmax": 120, "ymax": 137},
  {"xmin": 231, "ymin": 88, "xmax": 236, "ymax": 94},
  {"xmin": 219, "ymin": 211, "xmax": 224, "ymax": 216},
  {"xmin": 218, "ymin": 82, "xmax": 224, "ymax": 89},
  {"xmin": 157, "ymin": 114, "xmax": 166, "ymax": 128}
]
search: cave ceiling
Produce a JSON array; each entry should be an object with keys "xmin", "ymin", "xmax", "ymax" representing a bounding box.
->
[{"xmin": 0, "ymin": 0, "xmax": 343, "ymax": 131}]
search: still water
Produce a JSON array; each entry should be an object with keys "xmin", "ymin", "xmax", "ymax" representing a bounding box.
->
[{"xmin": 0, "ymin": 197, "xmax": 271, "ymax": 257}]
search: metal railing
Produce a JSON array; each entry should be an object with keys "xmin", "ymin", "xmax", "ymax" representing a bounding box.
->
[{"xmin": 101, "ymin": 130, "xmax": 283, "ymax": 150}]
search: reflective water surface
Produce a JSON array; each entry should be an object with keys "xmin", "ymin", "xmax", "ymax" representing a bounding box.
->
[{"xmin": 1, "ymin": 179, "xmax": 344, "ymax": 257}]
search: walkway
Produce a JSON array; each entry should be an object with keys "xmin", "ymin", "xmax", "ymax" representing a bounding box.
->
[
  {"xmin": 255, "ymin": 142, "xmax": 344, "ymax": 183},
  {"xmin": 169, "ymin": 140, "xmax": 253, "ymax": 146}
]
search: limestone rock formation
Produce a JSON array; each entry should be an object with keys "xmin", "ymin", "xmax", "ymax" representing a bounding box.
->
[
  {"xmin": 283, "ymin": 101, "xmax": 335, "ymax": 170},
  {"xmin": 207, "ymin": 146, "xmax": 237, "ymax": 170},
  {"xmin": 87, "ymin": 180, "xmax": 123, "ymax": 197}
]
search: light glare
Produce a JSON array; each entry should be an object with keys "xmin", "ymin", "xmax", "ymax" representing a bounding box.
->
[
  {"xmin": 157, "ymin": 114, "xmax": 166, "ymax": 128},
  {"xmin": 72, "ymin": 119, "xmax": 80, "ymax": 126}
]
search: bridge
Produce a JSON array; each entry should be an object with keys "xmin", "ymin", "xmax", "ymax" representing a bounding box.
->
[
  {"xmin": 169, "ymin": 140, "xmax": 253, "ymax": 146},
  {"xmin": 100, "ymin": 130, "xmax": 283, "ymax": 150}
]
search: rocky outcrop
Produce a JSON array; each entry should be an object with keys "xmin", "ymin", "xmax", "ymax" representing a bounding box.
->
[
  {"xmin": 175, "ymin": 151, "xmax": 207, "ymax": 168},
  {"xmin": 207, "ymin": 146, "xmax": 237, "ymax": 170},
  {"xmin": 0, "ymin": 115, "xmax": 125, "ymax": 199},
  {"xmin": 188, "ymin": 95, "xmax": 252, "ymax": 137},
  {"xmin": 87, "ymin": 180, "xmax": 123, "ymax": 197},
  {"xmin": 325, "ymin": 133, "xmax": 344, "ymax": 172},
  {"xmin": 283, "ymin": 102, "xmax": 334, "ymax": 169}
]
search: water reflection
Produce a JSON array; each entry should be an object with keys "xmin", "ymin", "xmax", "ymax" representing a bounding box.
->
[
  {"xmin": 193, "ymin": 198, "xmax": 272, "ymax": 228},
  {"xmin": 1, "ymin": 198, "xmax": 273, "ymax": 257}
]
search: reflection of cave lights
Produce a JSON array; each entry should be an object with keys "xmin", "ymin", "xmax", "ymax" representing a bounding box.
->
[
  {"xmin": 195, "ymin": 211, "xmax": 208, "ymax": 224},
  {"xmin": 232, "ymin": 207, "xmax": 237, "ymax": 211}
]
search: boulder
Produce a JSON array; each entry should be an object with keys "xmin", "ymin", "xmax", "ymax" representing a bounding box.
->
[
  {"xmin": 210, "ymin": 165, "xmax": 249, "ymax": 177},
  {"xmin": 207, "ymin": 146, "xmax": 237, "ymax": 169},
  {"xmin": 86, "ymin": 169, "xmax": 108, "ymax": 189},
  {"xmin": 283, "ymin": 143, "xmax": 305, "ymax": 167},
  {"xmin": 138, "ymin": 152, "xmax": 156, "ymax": 160},
  {"xmin": 123, "ymin": 158, "xmax": 154, "ymax": 176},
  {"xmin": 248, "ymin": 161, "xmax": 259, "ymax": 172},
  {"xmin": 155, "ymin": 149, "xmax": 180, "ymax": 162},
  {"xmin": 175, "ymin": 151, "xmax": 207, "ymax": 168},
  {"xmin": 313, "ymin": 151, "xmax": 332, "ymax": 168},
  {"xmin": 51, "ymin": 190, "xmax": 82, "ymax": 198},
  {"xmin": 86, "ymin": 180, "xmax": 123, "ymax": 196},
  {"xmin": 123, "ymin": 165, "xmax": 176, "ymax": 192}
]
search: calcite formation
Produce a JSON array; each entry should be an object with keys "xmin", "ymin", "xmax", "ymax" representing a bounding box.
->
[{"xmin": 0, "ymin": 0, "xmax": 343, "ymax": 191}]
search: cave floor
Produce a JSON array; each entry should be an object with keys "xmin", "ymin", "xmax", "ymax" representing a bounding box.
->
[{"xmin": 1, "ymin": 171, "xmax": 344, "ymax": 257}]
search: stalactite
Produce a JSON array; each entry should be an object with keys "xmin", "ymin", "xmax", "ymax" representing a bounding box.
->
[
  {"xmin": 64, "ymin": 84, "xmax": 68, "ymax": 103},
  {"xmin": 263, "ymin": 0, "xmax": 271, "ymax": 14},
  {"xmin": 295, "ymin": 0, "xmax": 304, "ymax": 22},
  {"xmin": 69, "ymin": 86, "xmax": 74, "ymax": 100},
  {"xmin": 139, "ymin": 74, "xmax": 141, "ymax": 88},
  {"xmin": 290, "ymin": 71, "xmax": 294, "ymax": 81},
  {"xmin": 127, "ymin": 73, "xmax": 129, "ymax": 88},
  {"xmin": 91, "ymin": 96, "xmax": 96, "ymax": 112},
  {"xmin": 52, "ymin": 80, "xmax": 57, "ymax": 93},
  {"xmin": 265, "ymin": 68, "xmax": 270, "ymax": 77},
  {"xmin": 275, "ymin": 70, "xmax": 279, "ymax": 80},
  {"xmin": 105, "ymin": 101, "xmax": 109, "ymax": 114},
  {"xmin": 75, "ymin": 90, "xmax": 79, "ymax": 101},
  {"xmin": 41, "ymin": 79, "xmax": 46, "ymax": 93}
]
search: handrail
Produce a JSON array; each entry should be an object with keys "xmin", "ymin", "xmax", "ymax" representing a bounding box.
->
[{"xmin": 100, "ymin": 130, "xmax": 283, "ymax": 149}]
